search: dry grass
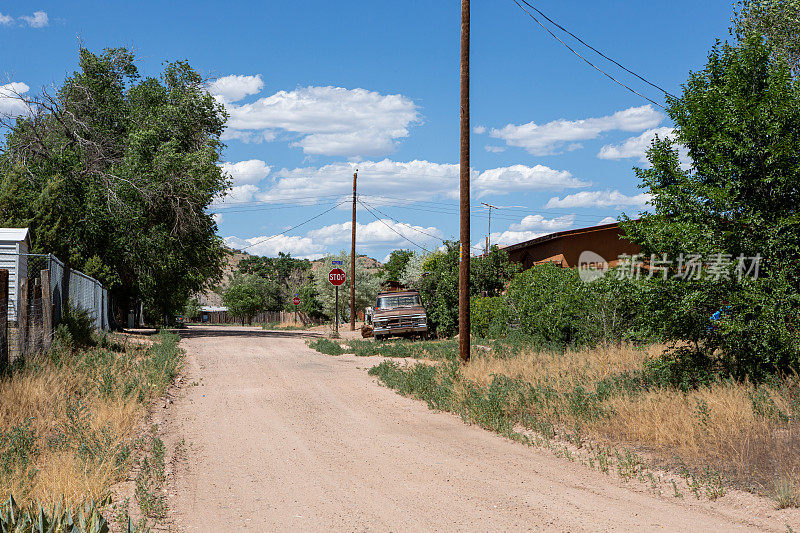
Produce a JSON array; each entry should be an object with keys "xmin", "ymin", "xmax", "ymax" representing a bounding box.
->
[
  {"xmin": 463, "ymin": 343, "xmax": 800, "ymax": 496},
  {"xmin": 0, "ymin": 332, "xmax": 182, "ymax": 508}
]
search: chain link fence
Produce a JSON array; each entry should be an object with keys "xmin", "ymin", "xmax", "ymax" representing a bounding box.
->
[{"xmin": 1, "ymin": 252, "xmax": 110, "ymax": 363}]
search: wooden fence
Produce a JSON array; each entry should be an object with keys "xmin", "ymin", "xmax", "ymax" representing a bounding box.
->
[
  {"xmin": 1, "ymin": 268, "xmax": 55, "ymax": 365},
  {"xmin": 198, "ymin": 309, "xmax": 325, "ymax": 327}
]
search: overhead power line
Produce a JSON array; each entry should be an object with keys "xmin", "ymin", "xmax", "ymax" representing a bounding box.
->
[
  {"xmin": 357, "ymin": 198, "xmax": 433, "ymax": 253},
  {"xmin": 239, "ymin": 200, "xmax": 348, "ymax": 251},
  {"xmin": 517, "ymin": 0, "xmax": 677, "ymax": 100},
  {"xmin": 512, "ymin": 0, "xmax": 668, "ymax": 110}
]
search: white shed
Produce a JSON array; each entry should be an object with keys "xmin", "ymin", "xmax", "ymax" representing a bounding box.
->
[{"xmin": 0, "ymin": 228, "xmax": 31, "ymax": 323}]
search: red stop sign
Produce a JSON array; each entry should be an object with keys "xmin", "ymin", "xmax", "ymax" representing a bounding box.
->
[
  {"xmin": 292, "ymin": 296, "xmax": 300, "ymax": 306},
  {"xmin": 329, "ymin": 268, "xmax": 346, "ymax": 286}
]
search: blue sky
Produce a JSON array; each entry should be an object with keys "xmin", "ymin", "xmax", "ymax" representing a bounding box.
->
[{"xmin": 0, "ymin": 1, "xmax": 734, "ymax": 261}]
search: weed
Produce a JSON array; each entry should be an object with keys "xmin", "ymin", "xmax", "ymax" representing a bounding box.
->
[
  {"xmin": 773, "ymin": 476, "xmax": 800, "ymax": 509},
  {"xmin": 671, "ymin": 480, "xmax": 683, "ymax": 498},
  {"xmin": 135, "ymin": 435, "xmax": 167, "ymax": 520},
  {"xmin": 307, "ymin": 338, "xmax": 344, "ymax": 356}
]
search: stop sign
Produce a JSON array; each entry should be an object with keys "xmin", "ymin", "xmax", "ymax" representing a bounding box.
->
[
  {"xmin": 292, "ymin": 296, "xmax": 300, "ymax": 306},
  {"xmin": 329, "ymin": 268, "xmax": 346, "ymax": 286}
]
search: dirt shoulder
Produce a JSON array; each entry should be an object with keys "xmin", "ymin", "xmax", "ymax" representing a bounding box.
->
[{"xmin": 158, "ymin": 325, "xmax": 798, "ymax": 531}]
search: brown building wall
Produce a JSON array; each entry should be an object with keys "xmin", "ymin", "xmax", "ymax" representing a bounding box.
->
[{"xmin": 504, "ymin": 222, "xmax": 640, "ymax": 271}]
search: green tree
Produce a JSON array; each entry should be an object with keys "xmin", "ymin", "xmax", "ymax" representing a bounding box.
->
[
  {"xmin": 418, "ymin": 242, "xmax": 517, "ymax": 337},
  {"xmin": 621, "ymin": 33, "xmax": 800, "ymax": 378},
  {"xmin": 222, "ymin": 274, "xmax": 274, "ymax": 325},
  {"xmin": 238, "ymin": 252, "xmax": 312, "ymax": 309},
  {"xmin": 0, "ymin": 48, "xmax": 228, "ymax": 324},
  {"xmin": 732, "ymin": 0, "xmax": 800, "ymax": 76},
  {"xmin": 380, "ymin": 250, "xmax": 413, "ymax": 282}
]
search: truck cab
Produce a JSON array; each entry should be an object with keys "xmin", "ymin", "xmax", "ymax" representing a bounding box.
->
[{"xmin": 371, "ymin": 290, "xmax": 428, "ymax": 340}]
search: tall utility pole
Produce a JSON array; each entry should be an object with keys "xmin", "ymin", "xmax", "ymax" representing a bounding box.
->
[
  {"xmin": 350, "ymin": 170, "xmax": 358, "ymax": 331},
  {"xmin": 459, "ymin": 0, "xmax": 471, "ymax": 363},
  {"xmin": 481, "ymin": 202, "xmax": 498, "ymax": 256}
]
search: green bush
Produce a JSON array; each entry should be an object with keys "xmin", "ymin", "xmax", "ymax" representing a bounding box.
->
[
  {"xmin": 307, "ymin": 338, "xmax": 344, "ymax": 356},
  {"xmin": 470, "ymin": 296, "xmax": 509, "ymax": 338}
]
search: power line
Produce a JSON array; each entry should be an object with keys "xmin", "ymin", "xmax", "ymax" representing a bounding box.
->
[
  {"xmin": 359, "ymin": 198, "xmax": 447, "ymax": 243},
  {"xmin": 517, "ymin": 0, "xmax": 677, "ymax": 100},
  {"xmin": 238, "ymin": 200, "xmax": 348, "ymax": 251},
  {"xmin": 512, "ymin": 0, "xmax": 667, "ymax": 110},
  {"xmin": 357, "ymin": 198, "xmax": 433, "ymax": 253}
]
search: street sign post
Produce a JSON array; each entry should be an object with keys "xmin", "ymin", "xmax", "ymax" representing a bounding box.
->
[
  {"xmin": 292, "ymin": 295, "xmax": 300, "ymax": 325},
  {"xmin": 329, "ymin": 268, "xmax": 346, "ymax": 334}
]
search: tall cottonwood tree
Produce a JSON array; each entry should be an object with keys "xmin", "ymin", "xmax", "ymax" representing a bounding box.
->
[{"xmin": 0, "ymin": 48, "xmax": 229, "ymax": 323}]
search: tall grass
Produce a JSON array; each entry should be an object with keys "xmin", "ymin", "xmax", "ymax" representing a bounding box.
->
[
  {"xmin": 0, "ymin": 331, "xmax": 182, "ymax": 507},
  {"xmin": 370, "ymin": 341, "xmax": 800, "ymax": 503}
]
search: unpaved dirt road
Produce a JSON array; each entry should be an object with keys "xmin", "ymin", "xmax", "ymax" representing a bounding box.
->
[{"xmin": 157, "ymin": 325, "xmax": 796, "ymax": 532}]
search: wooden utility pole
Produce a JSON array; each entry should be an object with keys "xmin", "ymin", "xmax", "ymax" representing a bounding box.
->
[
  {"xmin": 459, "ymin": 0, "xmax": 471, "ymax": 363},
  {"xmin": 350, "ymin": 170, "xmax": 357, "ymax": 331}
]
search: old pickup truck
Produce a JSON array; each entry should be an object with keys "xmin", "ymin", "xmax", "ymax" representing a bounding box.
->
[{"xmin": 371, "ymin": 289, "xmax": 429, "ymax": 340}]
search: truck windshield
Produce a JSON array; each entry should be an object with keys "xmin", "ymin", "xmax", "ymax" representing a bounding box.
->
[{"xmin": 376, "ymin": 294, "xmax": 421, "ymax": 309}]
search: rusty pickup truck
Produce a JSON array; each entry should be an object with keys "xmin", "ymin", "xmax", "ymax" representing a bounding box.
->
[{"xmin": 371, "ymin": 290, "xmax": 429, "ymax": 340}]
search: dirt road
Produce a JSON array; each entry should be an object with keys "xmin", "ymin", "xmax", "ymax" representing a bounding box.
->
[{"xmin": 157, "ymin": 326, "xmax": 795, "ymax": 532}]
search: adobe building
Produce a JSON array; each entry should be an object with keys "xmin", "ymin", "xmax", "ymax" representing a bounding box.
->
[{"xmin": 503, "ymin": 221, "xmax": 640, "ymax": 270}]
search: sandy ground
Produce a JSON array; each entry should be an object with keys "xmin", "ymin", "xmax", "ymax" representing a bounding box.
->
[{"xmin": 156, "ymin": 325, "xmax": 799, "ymax": 532}]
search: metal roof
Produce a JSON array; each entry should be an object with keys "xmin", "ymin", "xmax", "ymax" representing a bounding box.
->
[
  {"xmin": 200, "ymin": 306, "xmax": 228, "ymax": 312},
  {"xmin": 0, "ymin": 228, "xmax": 30, "ymax": 243}
]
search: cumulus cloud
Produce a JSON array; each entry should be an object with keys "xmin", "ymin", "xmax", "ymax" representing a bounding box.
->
[
  {"xmin": 223, "ymin": 217, "xmax": 442, "ymax": 259},
  {"xmin": 597, "ymin": 216, "xmax": 618, "ymax": 225},
  {"xmin": 0, "ymin": 13, "xmax": 12, "ymax": 25},
  {"xmin": 0, "ymin": 82, "xmax": 30, "ymax": 117},
  {"xmin": 308, "ymin": 219, "xmax": 443, "ymax": 248},
  {"xmin": 219, "ymin": 159, "xmax": 271, "ymax": 186},
  {"xmin": 233, "ymin": 159, "xmax": 588, "ymax": 207},
  {"xmin": 20, "ymin": 11, "xmax": 48, "ymax": 28},
  {"xmin": 545, "ymin": 190, "xmax": 651, "ymax": 209},
  {"xmin": 211, "ymin": 213, "xmax": 223, "ymax": 225},
  {"xmin": 224, "ymin": 235, "xmax": 326, "ymax": 260},
  {"xmin": 207, "ymin": 74, "xmax": 264, "ymax": 104},
  {"xmin": 487, "ymin": 105, "xmax": 664, "ymax": 155},
  {"xmin": 214, "ymin": 184, "xmax": 259, "ymax": 206},
  {"xmin": 508, "ymin": 214, "xmax": 575, "ymax": 232},
  {"xmin": 484, "ymin": 145, "xmax": 505, "ymax": 153},
  {"xmin": 221, "ymin": 84, "xmax": 420, "ymax": 157},
  {"xmin": 473, "ymin": 164, "xmax": 589, "ymax": 198},
  {"xmin": 597, "ymin": 126, "xmax": 692, "ymax": 169}
]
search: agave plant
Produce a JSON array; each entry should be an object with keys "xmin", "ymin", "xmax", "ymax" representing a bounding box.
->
[{"xmin": 0, "ymin": 494, "xmax": 146, "ymax": 533}]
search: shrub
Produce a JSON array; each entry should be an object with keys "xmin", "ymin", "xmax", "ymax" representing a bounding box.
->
[{"xmin": 470, "ymin": 296, "xmax": 509, "ymax": 338}]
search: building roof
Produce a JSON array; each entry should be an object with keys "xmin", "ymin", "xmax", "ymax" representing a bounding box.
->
[
  {"xmin": 503, "ymin": 221, "xmax": 622, "ymax": 253},
  {"xmin": 0, "ymin": 228, "xmax": 30, "ymax": 243}
]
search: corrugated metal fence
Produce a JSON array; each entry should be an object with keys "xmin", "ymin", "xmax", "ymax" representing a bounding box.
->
[{"xmin": 0, "ymin": 252, "xmax": 110, "ymax": 364}]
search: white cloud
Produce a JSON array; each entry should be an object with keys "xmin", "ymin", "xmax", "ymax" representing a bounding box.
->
[
  {"xmin": 224, "ymin": 235, "xmax": 326, "ymax": 260},
  {"xmin": 597, "ymin": 216, "xmax": 618, "ymax": 225},
  {"xmin": 508, "ymin": 214, "xmax": 575, "ymax": 232},
  {"xmin": 545, "ymin": 190, "xmax": 651, "ymax": 209},
  {"xmin": 214, "ymin": 184, "xmax": 259, "ymax": 206},
  {"xmin": 225, "ymin": 159, "xmax": 589, "ymax": 207},
  {"xmin": 208, "ymin": 74, "xmax": 264, "ymax": 104},
  {"xmin": 211, "ymin": 213, "xmax": 223, "ymax": 224},
  {"xmin": 597, "ymin": 126, "xmax": 693, "ymax": 169},
  {"xmin": 473, "ymin": 164, "xmax": 589, "ymax": 198},
  {"xmin": 0, "ymin": 82, "xmax": 30, "ymax": 117},
  {"xmin": 222, "ymin": 84, "xmax": 420, "ymax": 157},
  {"xmin": 20, "ymin": 11, "xmax": 48, "ymax": 28},
  {"xmin": 0, "ymin": 13, "xmax": 12, "ymax": 25},
  {"xmin": 219, "ymin": 159, "xmax": 271, "ymax": 186},
  {"xmin": 488, "ymin": 105, "xmax": 664, "ymax": 155},
  {"xmin": 223, "ymin": 217, "xmax": 442, "ymax": 259},
  {"xmin": 473, "ymin": 125, "xmax": 486, "ymax": 134},
  {"xmin": 307, "ymin": 219, "xmax": 442, "ymax": 248},
  {"xmin": 484, "ymin": 145, "xmax": 505, "ymax": 153}
]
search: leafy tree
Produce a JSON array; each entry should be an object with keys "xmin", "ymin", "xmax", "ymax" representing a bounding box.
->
[
  {"xmin": 380, "ymin": 250, "xmax": 413, "ymax": 282},
  {"xmin": 238, "ymin": 252, "xmax": 312, "ymax": 309},
  {"xmin": 418, "ymin": 242, "xmax": 517, "ymax": 337},
  {"xmin": 732, "ymin": 0, "xmax": 800, "ymax": 76},
  {"xmin": 0, "ymin": 48, "xmax": 228, "ymax": 324},
  {"xmin": 621, "ymin": 33, "xmax": 800, "ymax": 378},
  {"xmin": 222, "ymin": 274, "xmax": 276, "ymax": 324},
  {"xmin": 183, "ymin": 298, "xmax": 202, "ymax": 321}
]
